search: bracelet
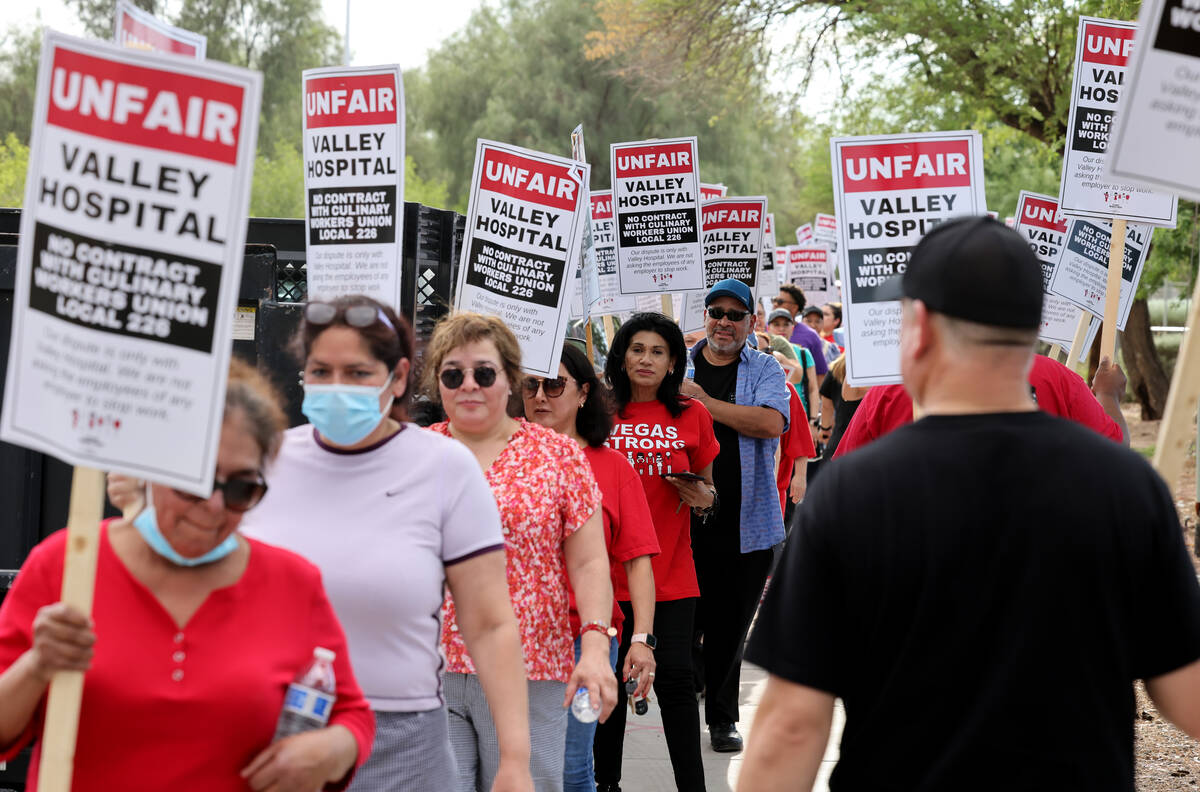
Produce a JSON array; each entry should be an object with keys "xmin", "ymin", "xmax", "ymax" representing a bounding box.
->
[
  {"xmin": 580, "ymin": 620, "xmax": 617, "ymax": 639},
  {"xmin": 692, "ymin": 486, "xmax": 719, "ymax": 521}
]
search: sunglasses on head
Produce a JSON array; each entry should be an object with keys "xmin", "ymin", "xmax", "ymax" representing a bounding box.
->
[
  {"xmin": 172, "ymin": 476, "xmax": 268, "ymax": 513},
  {"xmin": 522, "ymin": 376, "xmax": 568, "ymax": 398},
  {"xmin": 707, "ymin": 306, "xmax": 751, "ymax": 322},
  {"xmin": 305, "ymin": 302, "xmax": 397, "ymax": 335},
  {"xmin": 439, "ymin": 365, "xmax": 499, "ymax": 390}
]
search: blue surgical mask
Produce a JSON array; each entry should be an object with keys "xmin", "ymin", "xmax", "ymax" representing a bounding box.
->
[
  {"xmin": 302, "ymin": 375, "xmax": 394, "ymax": 447},
  {"xmin": 133, "ymin": 505, "xmax": 240, "ymax": 567}
]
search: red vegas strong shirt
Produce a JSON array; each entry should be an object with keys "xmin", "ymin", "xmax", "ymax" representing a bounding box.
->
[{"xmin": 607, "ymin": 398, "xmax": 719, "ymax": 601}]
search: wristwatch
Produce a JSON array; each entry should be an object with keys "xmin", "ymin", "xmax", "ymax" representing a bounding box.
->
[
  {"xmin": 580, "ymin": 620, "xmax": 617, "ymax": 639},
  {"xmin": 631, "ymin": 633, "xmax": 658, "ymax": 650}
]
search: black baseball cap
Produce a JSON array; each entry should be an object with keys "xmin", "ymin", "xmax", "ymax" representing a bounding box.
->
[{"xmin": 876, "ymin": 216, "xmax": 1043, "ymax": 329}]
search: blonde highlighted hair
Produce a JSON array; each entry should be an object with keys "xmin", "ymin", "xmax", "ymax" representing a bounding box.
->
[{"xmin": 421, "ymin": 312, "xmax": 524, "ymax": 400}]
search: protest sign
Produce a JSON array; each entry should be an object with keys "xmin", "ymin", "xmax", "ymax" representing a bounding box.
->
[
  {"xmin": 774, "ymin": 245, "xmax": 789, "ymax": 286},
  {"xmin": 1109, "ymin": 0, "xmax": 1200, "ymax": 201},
  {"xmin": 634, "ymin": 292, "xmax": 683, "ymax": 317},
  {"xmin": 700, "ymin": 183, "xmax": 728, "ymax": 201},
  {"xmin": 590, "ymin": 190, "xmax": 636, "ymax": 315},
  {"xmin": 700, "ymin": 196, "xmax": 766, "ymax": 293},
  {"xmin": 814, "ymin": 212, "xmax": 837, "ymax": 242},
  {"xmin": 795, "ymin": 222, "xmax": 814, "ymax": 245},
  {"xmin": 1, "ymin": 31, "xmax": 261, "ymax": 494},
  {"xmin": 1012, "ymin": 190, "xmax": 1083, "ymax": 347},
  {"xmin": 1047, "ymin": 217, "xmax": 1151, "ymax": 331},
  {"xmin": 831, "ymin": 130, "xmax": 986, "ymax": 386},
  {"xmin": 570, "ymin": 125, "xmax": 601, "ymax": 319},
  {"xmin": 302, "ymin": 65, "xmax": 404, "ymax": 308},
  {"xmin": 113, "ymin": 0, "xmax": 206, "ymax": 58},
  {"xmin": 1058, "ymin": 16, "xmax": 1178, "ymax": 226},
  {"xmin": 455, "ymin": 140, "xmax": 588, "ymax": 378},
  {"xmin": 759, "ymin": 211, "xmax": 776, "ymax": 289},
  {"xmin": 787, "ymin": 246, "xmax": 836, "ymax": 307},
  {"xmin": 611, "ymin": 137, "xmax": 704, "ymax": 294}
]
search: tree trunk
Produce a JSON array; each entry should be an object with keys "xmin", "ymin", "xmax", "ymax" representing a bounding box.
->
[{"xmin": 1120, "ymin": 297, "xmax": 1170, "ymax": 420}]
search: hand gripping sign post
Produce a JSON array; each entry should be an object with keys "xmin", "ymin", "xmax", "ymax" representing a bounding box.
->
[
  {"xmin": 113, "ymin": 0, "xmax": 207, "ymax": 58},
  {"xmin": 611, "ymin": 137, "xmax": 704, "ymax": 296},
  {"xmin": 831, "ymin": 130, "xmax": 986, "ymax": 386},
  {"xmin": 455, "ymin": 140, "xmax": 588, "ymax": 378},
  {"xmin": 1059, "ymin": 16, "xmax": 1178, "ymax": 362},
  {"xmin": 0, "ymin": 32, "xmax": 260, "ymax": 791},
  {"xmin": 302, "ymin": 65, "xmax": 404, "ymax": 309},
  {"xmin": 787, "ymin": 246, "xmax": 836, "ymax": 308}
]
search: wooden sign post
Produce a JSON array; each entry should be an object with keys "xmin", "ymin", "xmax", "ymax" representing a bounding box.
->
[
  {"xmin": 37, "ymin": 467, "xmax": 106, "ymax": 792},
  {"xmin": 1067, "ymin": 311, "xmax": 1093, "ymax": 370},
  {"xmin": 584, "ymin": 318, "xmax": 596, "ymax": 365},
  {"xmin": 1099, "ymin": 219, "xmax": 1128, "ymax": 361},
  {"xmin": 661, "ymin": 294, "xmax": 674, "ymax": 320},
  {"xmin": 1047, "ymin": 344, "xmax": 1065, "ymax": 363},
  {"xmin": 1153, "ymin": 272, "xmax": 1200, "ymax": 490}
]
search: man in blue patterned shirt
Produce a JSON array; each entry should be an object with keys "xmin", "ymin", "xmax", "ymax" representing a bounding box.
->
[{"xmin": 682, "ymin": 278, "xmax": 790, "ymax": 754}]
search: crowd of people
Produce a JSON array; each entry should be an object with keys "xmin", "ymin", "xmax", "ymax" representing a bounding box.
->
[{"xmin": 2, "ymin": 216, "xmax": 1198, "ymax": 792}]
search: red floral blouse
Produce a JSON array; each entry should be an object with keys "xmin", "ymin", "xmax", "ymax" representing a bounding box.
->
[{"xmin": 429, "ymin": 419, "xmax": 602, "ymax": 682}]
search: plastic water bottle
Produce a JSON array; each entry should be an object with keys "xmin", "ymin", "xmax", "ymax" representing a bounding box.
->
[
  {"xmin": 685, "ymin": 359, "xmax": 696, "ymax": 380},
  {"xmin": 571, "ymin": 687, "xmax": 599, "ymax": 723},
  {"xmin": 273, "ymin": 647, "xmax": 337, "ymax": 741}
]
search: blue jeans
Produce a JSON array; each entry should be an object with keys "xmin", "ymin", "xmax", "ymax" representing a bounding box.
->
[{"xmin": 563, "ymin": 634, "xmax": 620, "ymax": 792}]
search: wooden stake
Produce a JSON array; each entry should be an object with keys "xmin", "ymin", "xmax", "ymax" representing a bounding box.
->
[
  {"xmin": 38, "ymin": 466, "xmax": 107, "ymax": 792},
  {"xmin": 1067, "ymin": 311, "xmax": 1093, "ymax": 370},
  {"xmin": 1153, "ymin": 272, "xmax": 1200, "ymax": 490},
  {"xmin": 602, "ymin": 315, "xmax": 615, "ymax": 347},
  {"xmin": 1099, "ymin": 218, "xmax": 1128, "ymax": 361},
  {"xmin": 584, "ymin": 318, "xmax": 596, "ymax": 365},
  {"xmin": 660, "ymin": 293, "xmax": 673, "ymax": 320},
  {"xmin": 1048, "ymin": 344, "xmax": 1064, "ymax": 363}
]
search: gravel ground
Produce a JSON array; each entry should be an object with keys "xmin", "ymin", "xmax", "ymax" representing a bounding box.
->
[{"xmin": 1126, "ymin": 407, "xmax": 1200, "ymax": 791}]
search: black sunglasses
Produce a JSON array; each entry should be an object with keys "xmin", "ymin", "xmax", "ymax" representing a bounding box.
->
[
  {"xmin": 305, "ymin": 302, "xmax": 397, "ymax": 334},
  {"xmin": 707, "ymin": 306, "xmax": 751, "ymax": 322},
  {"xmin": 439, "ymin": 365, "xmax": 499, "ymax": 389},
  {"xmin": 522, "ymin": 376, "xmax": 568, "ymax": 398},
  {"xmin": 173, "ymin": 476, "xmax": 268, "ymax": 513}
]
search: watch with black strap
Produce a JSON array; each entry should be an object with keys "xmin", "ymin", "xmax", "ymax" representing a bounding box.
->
[{"xmin": 630, "ymin": 633, "xmax": 657, "ymax": 650}]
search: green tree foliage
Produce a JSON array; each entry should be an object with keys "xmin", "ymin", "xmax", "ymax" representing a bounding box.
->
[
  {"xmin": 406, "ymin": 0, "xmax": 806, "ymax": 228},
  {"xmin": 0, "ymin": 25, "xmax": 40, "ymax": 145},
  {"xmin": 63, "ymin": 0, "xmax": 160, "ymax": 39},
  {"xmin": 0, "ymin": 133, "xmax": 29, "ymax": 207}
]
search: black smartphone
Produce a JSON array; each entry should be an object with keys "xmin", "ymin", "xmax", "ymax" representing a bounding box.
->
[{"xmin": 661, "ymin": 471, "xmax": 705, "ymax": 482}]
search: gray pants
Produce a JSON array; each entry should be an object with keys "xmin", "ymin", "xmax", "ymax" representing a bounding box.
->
[
  {"xmin": 347, "ymin": 708, "xmax": 456, "ymax": 791},
  {"xmin": 445, "ymin": 671, "xmax": 568, "ymax": 792}
]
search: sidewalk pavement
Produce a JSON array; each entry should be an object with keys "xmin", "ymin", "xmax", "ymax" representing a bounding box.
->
[{"xmin": 616, "ymin": 662, "xmax": 845, "ymax": 791}]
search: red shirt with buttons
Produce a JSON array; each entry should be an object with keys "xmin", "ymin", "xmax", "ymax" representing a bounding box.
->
[{"xmin": 0, "ymin": 521, "xmax": 374, "ymax": 791}]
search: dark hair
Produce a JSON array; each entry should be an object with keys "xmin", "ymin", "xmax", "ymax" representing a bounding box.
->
[
  {"xmin": 293, "ymin": 295, "xmax": 415, "ymax": 418},
  {"xmin": 778, "ymin": 284, "xmax": 806, "ymax": 312},
  {"xmin": 605, "ymin": 312, "xmax": 689, "ymax": 418},
  {"xmin": 560, "ymin": 343, "xmax": 613, "ymax": 448},
  {"xmin": 825, "ymin": 302, "xmax": 842, "ymax": 325}
]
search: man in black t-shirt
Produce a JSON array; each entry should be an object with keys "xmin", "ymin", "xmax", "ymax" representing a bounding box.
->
[{"xmin": 740, "ymin": 217, "xmax": 1200, "ymax": 791}]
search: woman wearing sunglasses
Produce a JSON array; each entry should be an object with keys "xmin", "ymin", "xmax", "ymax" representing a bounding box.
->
[
  {"xmin": 593, "ymin": 312, "xmax": 719, "ymax": 792},
  {"xmin": 422, "ymin": 312, "xmax": 617, "ymax": 792},
  {"xmin": 521, "ymin": 343, "xmax": 660, "ymax": 792},
  {"xmin": 0, "ymin": 360, "xmax": 375, "ymax": 791},
  {"xmin": 232, "ymin": 296, "xmax": 531, "ymax": 792}
]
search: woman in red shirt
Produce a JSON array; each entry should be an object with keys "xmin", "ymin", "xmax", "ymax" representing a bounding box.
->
[
  {"xmin": 593, "ymin": 312, "xmax": 720, "ymax": 792},
  {"xmin": 522, "ymin": 342, "xmax": 660, "ymax": 792},
  {"xmin": 0, "ymin": 360, "xmax": 374, "ymax": 791}
]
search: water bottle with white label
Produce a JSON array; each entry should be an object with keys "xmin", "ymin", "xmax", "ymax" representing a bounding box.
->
[
  {"xmin": 273, "ymin": 647, "xmax": 337, "ymax": 741},
  {"xmin": 685, "ymin": 358, "xmax": 696, "ymax": 380}
]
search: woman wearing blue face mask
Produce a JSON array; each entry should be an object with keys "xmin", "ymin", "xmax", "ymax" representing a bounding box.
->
[
  {"xmin": 236, "ymin": 295, "xmax": 533, "ymax": 792},
  {"xmin": 0, "ymin": 359, "xmax": 375, "ymax": 791}
]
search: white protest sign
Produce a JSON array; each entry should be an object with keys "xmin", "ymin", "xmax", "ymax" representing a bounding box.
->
[
  {"xmin": 570, "ymin": 125, "xmax": 601, "ymax": 319},
  {"xmin": 700, "ymin": 196, "xmax": 766, "ymax": 294},
  {"xmin": 1048, "ymin": 216, "xmax": 1152, "ymax": 331},
  {"xmin": 113, "ymin": 0, "xmax": 206, "ymax": 58},
  {"xmin": 1013, "ymin": 190, "xmax": 1088, "ymax": 347},
  {"xmin": 700, "ymin": 183, "xmax": 728, "ymax": 201},
  {"xmin": 774, "ymin": 245, "xmax": 789, "ymax": 286},
  {"xmin": 611, "ymin": 137, "xmax": 704, "ymax": 294},
  {"xmin": 759, "ymin": 210, "xmax": 776, "ymax": 290},
  {"xmin": 634, "ymin": 292, "xmax": 683, "ymax": 317},
  {"xmin": 0, "ymin": 32, "xmax": 261, "ymax": 496},
  {"xmin": 590, "ymin": 190, "xmax": 636, "ymax": 315},
  {"xmin": 455, "ymin": 140, "xmax": 588, "ymax": 378},
  {"xmin": 302, "ymin": 65, "xmax": 404, "ymax": 308},
  {"xmin": 832, "ymin": 130, "xmax": 986, "ymax": 386},
  {"xmin": 1108, "ymin": 0, "xmax": 1200, "ymax": 201},
  {"xmin": 1059, "ymin": 16, "xmax": 1178, "ymax": 226},
  {"xmin": 787, "ymin": 246, "xmax": 836, "ymax": 307},
  {"xmin": 678, "ymin": 293, "xmax": 707, "ymax": 333},
  {"xmin": 814, "ymin": 212, "xmax": 837, "ymax": 242},
  {"xmin": 795, "ymin": 223, "xmax": 814, "ymax": 245}
]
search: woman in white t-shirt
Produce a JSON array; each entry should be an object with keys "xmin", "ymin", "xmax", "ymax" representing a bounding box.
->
[{"xmin": 236, "ymin": 296, "xmax": 534, "ymax": 792}]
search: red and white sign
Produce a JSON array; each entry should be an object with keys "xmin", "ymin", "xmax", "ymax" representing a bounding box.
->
[
  {"xmin": 700, "ymin": 183, "xmax": 727, "ymax": 201},
  {"xmin": 1013, "ymin": 191, "xmax": 1086, "ymax": 347},
  {"xmin": 113, "ymin": 0, "xmax": 206, "ymax": 59},
  {"xmin": 814, "ymin": 212, "xmax": 837, "ymax": 242},
  {"xmin": 302, "ymin": 65, "xmax": 404, "ymax": 309},
  {"xmin": 610, "ymin": 137, "xmax": 704, "ymax": 295},
  {"xmin": 700, "ymin": 196, "xmax": 766, "ymax": 295},
  {"xmin": 591, "ymin": 189, "xmax": 635, "ymax": 314},
  {"xmin": 1059, "ymin": 16, "xmax": 1177, "ymax": 226},
  {"xmin": 760, "ymin": 210, "xmax": 776, "ymax": 288},
  {"xmin": 456, "ymin": 140, "xmax": 588, "ymax": 378},
  {"xmin": 1, "ymin": 32, "xmax": 260, "ymax": 496},
  {"xmin": 831, "ymin": 130, "xmax": 986, "ymax": 386},
  {"xmin": 795, "ymin": 223, "xmax": 814, "ymax": 246},
  {"xmin": 1109, "ymin": 0, "xmax": 1200, "ymax": 202},
  {"xmin": 787, "ymin": 246, "xmax": 836, "ymax": 307}
]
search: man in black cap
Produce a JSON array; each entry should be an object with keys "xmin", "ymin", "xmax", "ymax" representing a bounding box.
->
[{"xmin": 738, "ymin": 217, "xmax": 1200, "ymax": 790}]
